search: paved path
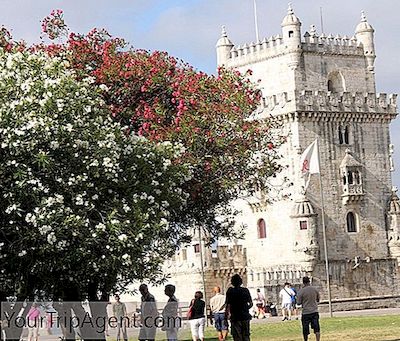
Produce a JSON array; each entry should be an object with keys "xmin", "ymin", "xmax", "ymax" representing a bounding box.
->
[{"xmin": 251, "ymin": 307, "xmax": 400, "ymax": 324}]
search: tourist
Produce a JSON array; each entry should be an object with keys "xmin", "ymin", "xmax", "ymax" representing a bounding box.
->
[
  {"xmin": 113, "ymin": 294, "xmax": 128, "ymax": 341},
  {"xmin": 279, "ymin": 282, "xmax": 296, "ymax": 321},
  {"xmin": 289, "ymin": 283, "xmax": 299, "ymax": 320},
  {"xmin": 254, "ymin": 289, "xmax": 265, "ymax": 319},
  {"xmin": 296, "ymin": 276, "xmax": 320, "ymax": 341},
  {"xmin": 27, "ymin": 302, "xmax": 41, "ymax": 341},
  {"xmin": 188, "ymin": 291, "xmax": 206, "ymax": 341},
  {"xmin": 210, "ymin": 286, "xmax": 228, "ymax": 341},
  {"xmin": 139, "ymin": 284, "xmax": 158, "ymax": 341},
  {"xmin": 162, "ymin": 284, "xmax": 180, "ymax": 341},
  {"xmin": 225, "ymin": 274, "xmax": 253, "ymax": 341}
]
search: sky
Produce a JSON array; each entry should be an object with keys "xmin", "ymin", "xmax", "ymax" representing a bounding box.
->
[{"xmin": 1, "ymin": 0, "xmax": 399, "ymax": 185}]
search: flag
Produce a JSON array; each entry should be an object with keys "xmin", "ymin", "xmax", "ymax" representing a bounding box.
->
[{"xmin": 300, "ymin": 139, "xmax": 320, "ymax": 189}]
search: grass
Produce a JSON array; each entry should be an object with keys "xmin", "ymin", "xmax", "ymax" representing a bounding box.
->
[{"xmin": 173, "ymin": 315, "xmax": 400, "ymax": 341}]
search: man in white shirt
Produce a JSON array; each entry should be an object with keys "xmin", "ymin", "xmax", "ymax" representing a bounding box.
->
[
  {"xmin": 279, "ymin": 282, "xmax": 296, "ymax": 321},
  {"xmin": 210, "ymin": 286, "xmax": 228, "ymax": 341}
]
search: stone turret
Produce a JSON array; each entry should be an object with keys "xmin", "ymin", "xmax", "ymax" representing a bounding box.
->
[
  {"xmin": 355, "ymin": 11, "xmax": 376, "ymax": 73},
  {"xmin": 281, "ymin": 3, "xmax": 302, "ymax": 70},
  {"xmin": 290, "ymin": 196, "xmax": 319, "ymax": 271},
  {"xmin": 216, "ymin": 26, "xmax": 234, "ymax": 66},
  {"xmin": 281, "ymin": 3, "xmax": 302, "ymax": 49},
  {"xmin": 388, "ymin": 188, "xmax": 400, "ymax": 260}
]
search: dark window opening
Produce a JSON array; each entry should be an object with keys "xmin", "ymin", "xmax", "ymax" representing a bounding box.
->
[
  {"xmin": 338, "ymin": 126, "xmax": 343, "ymax": 144},
  {"xmin": 347, "ymin": 171, "xmax": 353, "ymax": 185},
  {"xmin": 289, "ymin": 30, "xmax": 294, "ymax": 38},
  {"xmin": 346, "ymin": 212, "xmax": 357, "ymax": 233},
  {"xmin": 328, "ymin": 80, "xmax": 333, "ymax": 92},
  {"xmin": 344, "ymin": 126, "xmax": 349, "ymax": 144},
  {"xmin": 257, "ymin": 219, "xmax": 266, "ymax": 239},
  {"xmin": 339, "ymin": 125, "xmax": 350, "ymax": 145},
  {"xmin": 354, "ymin": 171, "xmax": 360, "ymax": 184},
  {"xmin": 300, "ymin": 221, "xmax": 308, "ymax": 230},
  {"xmin": 194, "ymin": 244, "xmax": 200, "ymax": 253}
]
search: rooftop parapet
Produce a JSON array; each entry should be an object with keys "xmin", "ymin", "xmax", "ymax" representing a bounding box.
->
[
  {"xmin": 225, "ymin": 33, "xmax": 364, "ymax": 68},
  {"xmin": 258, "ymin": 91, "xmax": 398, "ymax": 119}
]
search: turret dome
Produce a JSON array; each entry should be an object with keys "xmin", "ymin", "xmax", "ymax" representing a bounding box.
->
[
  {"xmin": 216, "ymin": 26, "xmax": 233, "ymax": 48},
  {"xmin": 281, "ymin": 3, "xmax": 301, "ymax": 27},
  {"xmin": 356, "ymin": 11, "xmax": 374, "ymax": 33},
  {"xmin": 291, "ymin": 196, "xmax": 316, "ymax": 218},
  {"xmin": 389, "ymin": 188, "xmax": 400, "ymax": 215}
]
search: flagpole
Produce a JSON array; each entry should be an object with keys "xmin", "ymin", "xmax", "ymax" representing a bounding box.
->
[
  {"xmin": 253, "ymin": 0, "xmax": 260, "ymax": 42},
  {"xmin": 316, "ymin": 138, "xmax": 333, "ymax": 317},
  {"xmin": 198, "ymin": 226, "xmax": 209, "ymax": 326}
]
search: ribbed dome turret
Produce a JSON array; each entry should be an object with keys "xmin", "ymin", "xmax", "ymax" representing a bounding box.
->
[
  {"xmin": 216, "ymin": 26, "xmax": 233, "ymax": 48},
  {"xmin": 291, "ymin": 196, "xmax": 316, "ymax": 217},
  {"xmin": 389, "ymin": 188, "xmax": 400, "ymax": 215},
  {"xmin": 356, "ymin": 11, "xmax": 374, "ymax": 33},
  {"xmin": 281, "ymin": 3, "xmax": 301, "ymax": 27}
]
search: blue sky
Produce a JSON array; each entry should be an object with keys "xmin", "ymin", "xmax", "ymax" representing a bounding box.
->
[{"xmin": 1, "ymin": 0, "xmax": 400, "ymax": 185}]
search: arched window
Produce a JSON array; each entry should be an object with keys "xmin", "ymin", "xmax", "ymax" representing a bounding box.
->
[
  {"xmin": 338, "ymin": 126, "xmax": 343, "ymax": 144},
  {"xmin": 344, "ymin": 126, "xmax": 349, "ymax": 144},
  {"xmin": 257, "ymin": 219, "xmax": 266, "ymax": 239},
  {"xmin": 327, "ymin": 71, "xmax": 346, "ymax": 92},
  {"xmin": 347, "ymin": 171, "xmax": 353, "ymax": 184},
  {"xmin": 338, "ymin": 125, "xmax": 350, "ymax": 145},
  {"xmin": 328, "ymin": 80, "xmax": 333, "ymax": 92},
  {"xmin": 346, "ymin": 212, "xmax": 357, "ymax": 233}
]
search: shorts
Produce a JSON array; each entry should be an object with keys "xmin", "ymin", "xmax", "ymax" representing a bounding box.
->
[
  {"xmin": 282, "ymin": 303, "xmax": 292, "ymax": 310},
  {"xmin": 213, "ymin": 312, "xmax": 228, "ymax": 331},
  {"xmin": 302, "ymin": 312, "xmax": 320, "ymax": 336},
  {"xmin": 190, "ymin": 317, "xmax": 205, "ymax": 339}
]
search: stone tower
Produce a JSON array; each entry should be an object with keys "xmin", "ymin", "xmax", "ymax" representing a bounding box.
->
[
  {"xmin": 214, "ymin": 5, "xmax": 399, "ymax": 308},
  {"xmin": 153, "ymin": 5, "xmax": 399, "ymax": 310}
]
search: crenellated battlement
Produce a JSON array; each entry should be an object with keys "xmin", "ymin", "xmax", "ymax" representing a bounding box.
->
[
  {"xmin": 225, "ymin": 33, "xmax": 364, "ymax": 68},
  {"xmin": 302, "ymin": 33, "xmax": 364, "ymax": 55},
  {"xmin": 258, "ymin": 90, "xmax": 398, "ymax": 118}
]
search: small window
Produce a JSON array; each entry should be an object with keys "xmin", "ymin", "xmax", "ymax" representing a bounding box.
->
[
  {"xmin": 194, "ymin": 244, "xmax": 200, "ymax": 253},
  {"xmin": 181, "ymin": 249, "xmax": 187, "ymax": 260},
  {"xmin": 328, "ymin": 80, "xmax": 333, "ymax": 92},
  {"xmin": 344, "ymin": 126, "xmax": 349, "ymax": 144},
  {"xmin": 339, "ymin": 125, "xmax": 350, "ymax": 145},
  {"xmin": 257, "ymin": 219, "xmax": 266, "ymax": 239},
  {"xmin": 346, "ymin": 212, "xmax": 357, "ymax": 233},
  {"xmin": 289, "ymin": 30, "xmax": 294, "ymax": 38},
  {"xmin": 347, "ymin": 171, "xmax": 353, "ymax": 184},
  {"xmin": 354, "ymin": 171, "xmax": 361, "ymax": 185},
  {"xmin": 300, "ymin": 221, "xmax": 308, "ymax": 230}
]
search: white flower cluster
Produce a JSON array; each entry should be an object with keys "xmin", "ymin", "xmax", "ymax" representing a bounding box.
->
[{"xmin": 0, "ymin": 49, "xmax": 193, "ymax": 286}]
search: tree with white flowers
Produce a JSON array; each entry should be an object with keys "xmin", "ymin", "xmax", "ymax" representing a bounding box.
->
[{"xmin": 0, "ymin": 49, "xmax": 191, "ymax": 301}]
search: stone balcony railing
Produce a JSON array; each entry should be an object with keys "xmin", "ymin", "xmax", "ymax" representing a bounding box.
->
[
  {"xmin": 257, "ymin": 90, "xmax": 398, "ymax": 120},
  {"xmin": 341, "ymin": 183, "xmax": 364, "ymax": 204}
]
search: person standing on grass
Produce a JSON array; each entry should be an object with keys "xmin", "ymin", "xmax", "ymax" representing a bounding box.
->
[
  {"xmin": 188, "ymin": 291, "xmax": 206, "ymax": 341},
  {"xmin": 27, "ymin": 302, "xmax": 41, "ymax": 341},
  {"xmin": 279, "ymin": 282, "xmax": 295, "ymax": 321},
  {"xmin": 113, "ymin": 294, "xmax": 128, "ymax": 341},
  {"xmin": 210, "ymin": 286, "xmax": 228, "ymax": 341},
  {"xmin": 296, "ymin": 276, "xmax": 320, "ymax": 341},
  {"xmin": 225, "ymin": 274, "xmax": 253, "ymax": 341}
]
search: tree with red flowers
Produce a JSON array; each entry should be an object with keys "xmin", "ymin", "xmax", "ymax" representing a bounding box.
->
[
  {"xmin": 39, "ymin": 11, "xmax": 285, "ymax": 237},
  {"xmin": 0, "ymin": 11, "xmax": 285, "ymax": 303}
]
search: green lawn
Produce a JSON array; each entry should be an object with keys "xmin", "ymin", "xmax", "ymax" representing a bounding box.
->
[{"xmin": 174, "ymin": 315, "xmax": 400, "ymax": 341}]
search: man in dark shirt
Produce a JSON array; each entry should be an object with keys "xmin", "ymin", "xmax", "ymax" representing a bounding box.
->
[
  {"xmin": 139, "ymin": 284, "xmax": 158, "ymax": 341},
  {"xmin": 225, "ymin": 274, "xmax": 253, "ymax": 341},
  {"xmin": 296, "ymin": 276, "xmax": 320, "ymax": 341}
]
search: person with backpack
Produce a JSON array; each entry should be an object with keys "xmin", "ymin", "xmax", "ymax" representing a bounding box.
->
[
  {"xmin": 289, "ymin": 283, "xmax": 298, "ymax": 320},
  {"xmin": 279, "ymin": 282, "xmax": 296, "ymax": 321}
]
